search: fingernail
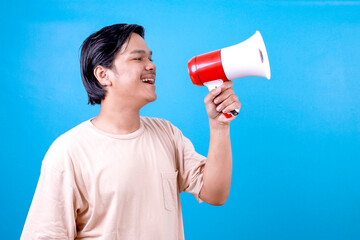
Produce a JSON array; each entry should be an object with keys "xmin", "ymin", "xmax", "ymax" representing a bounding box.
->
[{"xmin": 216, "ymin": 106, "xmax": 222, "ymax": 111}]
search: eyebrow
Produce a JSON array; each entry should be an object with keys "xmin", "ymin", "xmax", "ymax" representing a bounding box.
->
[{"xmin": 129, "ymin": 50, "xmax": 152, "ymax": 55}]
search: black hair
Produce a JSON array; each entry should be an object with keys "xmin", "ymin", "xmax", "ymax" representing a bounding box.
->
[{"xmin": 80, "ymin": 24, "xmax": 145, "ymax": 105}]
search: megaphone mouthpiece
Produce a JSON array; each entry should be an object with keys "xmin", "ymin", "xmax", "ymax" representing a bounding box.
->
[{"xmin": 188, "ymin": 49, "xmax": 229, "ymax": 86}]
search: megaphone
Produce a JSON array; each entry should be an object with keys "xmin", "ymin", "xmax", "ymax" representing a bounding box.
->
[{"xmin": 188, "ymin": 31, "xmax": 271, "ymax": 118}]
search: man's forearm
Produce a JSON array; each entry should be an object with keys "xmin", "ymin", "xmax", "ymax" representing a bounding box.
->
[{"xmin": 199, "ymin": 120, "xmax": 232, "ymax": 205}]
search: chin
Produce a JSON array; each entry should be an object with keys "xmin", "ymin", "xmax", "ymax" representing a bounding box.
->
[
  {"xmin": 149, "ymin": 95, "xmax": 157, "ymax": 102},
  {"xmin": 144, "ymin": 94, "xmax": 157, "ymax": 104}
]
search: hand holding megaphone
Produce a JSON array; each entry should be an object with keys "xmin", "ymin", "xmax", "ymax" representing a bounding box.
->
[{"xmin": 188, "ymin": 31, "xmax": 271, "ymax": 118}]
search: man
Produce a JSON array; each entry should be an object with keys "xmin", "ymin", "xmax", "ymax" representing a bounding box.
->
[{"xmin": 21, "ymin": 24, "xmax": 241, "ymax": 239}]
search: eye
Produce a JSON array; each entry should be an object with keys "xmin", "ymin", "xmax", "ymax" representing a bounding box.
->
[{"xmin": 132, "ymin": 56, "xmax": 153, "ymax": 62}]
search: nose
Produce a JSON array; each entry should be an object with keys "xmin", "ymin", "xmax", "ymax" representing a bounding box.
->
[{"xmin": 145, "ymin": 59, "xmax": 156, "ymax": 72}]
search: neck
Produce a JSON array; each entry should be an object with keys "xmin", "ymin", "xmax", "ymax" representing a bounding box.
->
[{"xmin": 91, "ymin": 100, "xmax": 141, "ymax": 135}]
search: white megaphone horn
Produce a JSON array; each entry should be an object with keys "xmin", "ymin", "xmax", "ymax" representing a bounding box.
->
[{"xmin": 188, "ymin": 31, "xmax": 271, "ymax": 118}]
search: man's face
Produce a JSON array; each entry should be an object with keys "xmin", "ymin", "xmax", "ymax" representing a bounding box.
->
[{"xmin": 107, "ymin": 33, "xmax": 156, "ymax": 108}]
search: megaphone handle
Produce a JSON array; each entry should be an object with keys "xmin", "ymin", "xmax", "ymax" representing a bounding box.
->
[{"xmin": 203, "ymin": 80, "xmax": 239, "ymax": 118}]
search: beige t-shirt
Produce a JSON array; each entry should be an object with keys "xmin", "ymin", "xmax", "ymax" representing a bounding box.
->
[{"xmin": 21, "ymin": 117, "xmax": 206, "ymax": 240}]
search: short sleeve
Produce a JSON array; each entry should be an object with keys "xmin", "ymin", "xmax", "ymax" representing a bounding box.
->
[
  {"xmin": 171, "ymin": 125, "xmax": 206, "ymax": 203},
  {"xmin": 21, "ymin": 140, "xmax": 80, "ymax": 239}
]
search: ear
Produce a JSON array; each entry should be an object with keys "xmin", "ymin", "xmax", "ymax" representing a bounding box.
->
[{"xmin": 94, "ymin": 65, "xmax": 112, "ymax": 86}]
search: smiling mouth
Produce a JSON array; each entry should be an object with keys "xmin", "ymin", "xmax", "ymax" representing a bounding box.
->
[{"xmin": 141, "ymin": 78, "xmax": 155, "ymax": 84}]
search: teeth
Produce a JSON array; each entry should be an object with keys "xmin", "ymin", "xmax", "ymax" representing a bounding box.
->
[{"xmin": 141, "ymin": 78, "xmax": 155, "ymax": 84}]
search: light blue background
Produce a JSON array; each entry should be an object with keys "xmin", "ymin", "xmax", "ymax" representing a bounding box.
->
[{"xmin": 1, "ymin": 0, "xmax": 359, "ymax": 239}]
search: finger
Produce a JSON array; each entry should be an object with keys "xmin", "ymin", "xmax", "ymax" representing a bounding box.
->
[
  {"xmin": 221, "ymin": 101, "xmax": 241, "ymax": 115},
  {"xmin": 213, "ymin": 87, "xmax": 235, "ymax": 105},
  {"xmin": 204, "ymin": 87, "xmax": 221, "ymax": 105},
  {"xmin": 215, "ymin": 94, "xmax": 239, "ymax": 112},
  {"xmin": 220, "ymin": 80, "xmax": 233, "ymax": 90}
]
